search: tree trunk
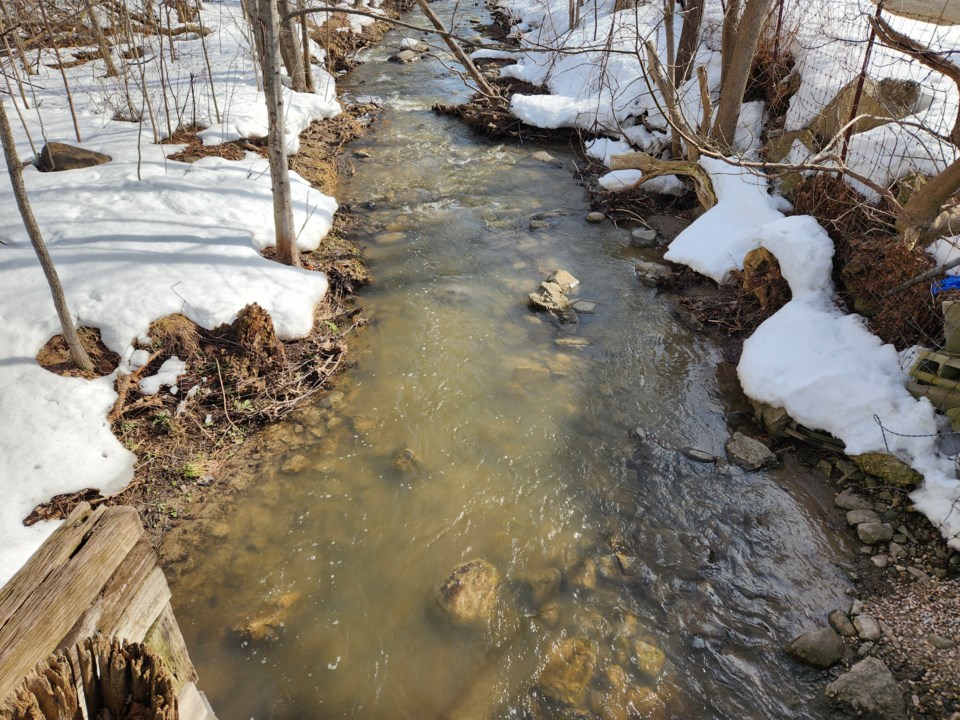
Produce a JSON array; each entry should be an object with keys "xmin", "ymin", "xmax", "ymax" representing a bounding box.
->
[
  {"xmin": 275, "ymin": 0, "xmax": 307, "ymax": 92},
  {"xmin": 256, "ymin": 0, "xmax": 300, "ymax": 266},
  {"xmin": 899, "ymin": 155, "xmax": 960, "ymax": 249},
  {"xmin": 0, "ymin": 101, "xmax": 94, "ymax": 372},
  {"xmin": 299, "ymin": 0, "xmax": 315, "ymax": 93},
  {"xmin": 718, "ymin": 0, "xmax": 740, "ymax": 95},
  {"xmin": 674, "ymin": 0, "xmax": 703, "ymax": 87},
  {"xmin": 710, "ymin": 0, "xmax": 773, "ymax": 153}
]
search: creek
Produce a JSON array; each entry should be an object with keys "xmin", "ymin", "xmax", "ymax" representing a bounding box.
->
[{"xmin": 169, "ymin": 4, "xmax": 854, "ymax": 717}]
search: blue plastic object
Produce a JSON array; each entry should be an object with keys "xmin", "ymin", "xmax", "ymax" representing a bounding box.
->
[{"xmin": 931, "ymin": 276, "xmax": 960, "ymax": 295}]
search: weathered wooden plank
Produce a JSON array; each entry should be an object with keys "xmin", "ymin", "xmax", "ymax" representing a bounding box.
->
[
  {"xmin": 110, "ymin": 566, "xmax": 171, "ymax": 643},
  {"xmin": 178, "ymin": 682, "xmax": 218, "ymax": 720},
  {"xmin": 0, "ymin": 504, "xmax": 103, "ymax": 630},
  {"xmin": 59, "ymin": 536, "xmax": 158, "ymax": 651},
  {"xmin": 144, "ymin": 605, "xmax": 198, "ymax": 691},
  {"xmin": 0, "ymin": 506, "xmax": 143, "ymax": 703}
]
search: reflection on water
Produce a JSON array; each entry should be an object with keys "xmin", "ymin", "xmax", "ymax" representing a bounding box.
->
[{"xmin": 169, "ymin": 5, "xmax": 853, "ymax": 718}]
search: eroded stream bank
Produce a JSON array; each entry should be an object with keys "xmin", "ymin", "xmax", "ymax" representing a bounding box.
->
[{"xmin": 166, "ymin": 2, "xmax": 856, "ymax": 717}]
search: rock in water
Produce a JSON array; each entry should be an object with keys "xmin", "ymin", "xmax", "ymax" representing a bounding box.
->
[
  {"xmin": 634, "ymin": 260, "xmax": 672, "ymax": 287},
  {"xmin": 724, "ymin": 432, "xmax": 778, "ymax": 471},
  {"xmin": 528, "ymin": 281, "xmax": 568, "ymax": 313},
  {"xmin": 825, "ymin": 658, "xmax": 906, "ymax": 720},
  {"xmin": 434, "ymin": 559, "xmax": 500, "ymax": 627},
  {"xmin": 388, "ymin": 49, "xmax": 420, "ymax": 63},
  {"xmin": 37, "ymin": 142, "xmax": 111, "ymax": 172},
  {"xmin": 632, "ymin": 639, "xmax": 666, "ymax": 679},
  {"xmin": 785, "ymin": 627, "xmax": 844, "ymax": 668},
  {"xmin": 547, "ymin": 269, "xmax": 579, "ymax": 292},
  {"xmin": 585, "ymin": 211, "xmax": 606, "ymax": 224},
  {"xmin": 631, "ymin": 226, "xmax": 658, "ymax": 246},
  {"xmin": 517, "ymin": 567, "xmax": 562, "ymax": 606},
  {"xmin": 537, "ymin": 637, "xmax": 596, "ymax": 705}
]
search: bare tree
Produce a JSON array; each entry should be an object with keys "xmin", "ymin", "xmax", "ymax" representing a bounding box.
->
[
  {"xmin": 254, "ymin": 0, "xmax": 300, "ymax": 266},
  {"xmin": 0, "ymin": 101, "xmax": 94, "ymax": 372}
]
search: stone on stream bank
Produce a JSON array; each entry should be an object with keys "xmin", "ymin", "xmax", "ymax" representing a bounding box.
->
[
  {"xmin": 630, "ymin": 226, "xmax": 658, "ymax": 247},
  {"xmin": 785, "ymin": 626, "xmax": 845, "ymax": 668},
  {"xmin": 724, "ymin": 432, "xmax": 778, "ymax": 471},
  {"xmin": 825, "ymin": 657, "xmax": 906, "ymax": 720},
  {"xmin": 635, "ymin": 261, "xmax": 673, "ymax": 287}
]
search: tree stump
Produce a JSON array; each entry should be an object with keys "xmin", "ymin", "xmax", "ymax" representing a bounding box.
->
[{"xmin": 2, "ymin": 635, "xmax": 178, "ymax": 720}]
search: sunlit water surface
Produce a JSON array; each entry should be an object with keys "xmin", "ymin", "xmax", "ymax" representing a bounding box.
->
[{"xmin": 170, "ymin": 6, "xmax": 853, "ymax": 718}]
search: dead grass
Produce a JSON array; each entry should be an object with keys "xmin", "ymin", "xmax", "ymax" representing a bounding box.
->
[
  {"xmin": 36, "ymin": 327, "xmax": 120, "ymax": 378},
  {"xmin": 792, "ymin": 174, "xmax": 939, "ymax": 349}
]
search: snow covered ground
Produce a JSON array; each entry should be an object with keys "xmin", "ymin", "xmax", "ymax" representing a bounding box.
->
[
  {"xmin": 0, "ymin": 1, "xmax": 340, "ymax": 584},
  {"xmin": 489, "ymin": 0, "xmax": 960, "ymax": 547}
]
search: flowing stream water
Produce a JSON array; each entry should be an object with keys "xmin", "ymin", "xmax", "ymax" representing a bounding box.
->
[{"xmin": 169, "ymin": 5, "xmax": 856, "ymax": 717}]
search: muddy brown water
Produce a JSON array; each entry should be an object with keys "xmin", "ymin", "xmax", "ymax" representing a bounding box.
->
[{"xmin": 169, "ymin": 5, "xmax": 855, "ymax": 718}]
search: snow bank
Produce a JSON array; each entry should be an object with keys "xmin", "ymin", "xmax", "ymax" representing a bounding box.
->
[
  {"xmin": 667, "ymin": 161, "xmax": 960, "ymax": 548},
  {"xmin": 0, "ymin": 0, "xmax": 338, "ymax": 584},
  {"xmin": 663, "ymin": 157, "xmax": 789, "ymax": 282}
]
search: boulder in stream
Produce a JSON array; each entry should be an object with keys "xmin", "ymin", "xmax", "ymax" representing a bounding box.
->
[{"xmin": 434, "ymin": 559, "xmax": 500, "ymax": 627}]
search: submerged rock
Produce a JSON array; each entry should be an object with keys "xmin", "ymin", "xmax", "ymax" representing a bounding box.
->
[
  {"xmin": 434, "ymin": 559, "xmax": 500, "ymax": 627},
  {"xmin": 392, "ymin": 447, "xmax": 418, "ymax": 472},
  {"xmin": 537, "ymin": 637, "xmax": 596, "ymax": 705},
  {"xmin": 517, "ymin": 567, "xmax": 562, "ymax": 606},
  {"xmin": 785, "ymin": 626, "xmax": 844, "ymax": 668},
  {"xmin": 572, "ymin": 300, "xmax": 597, "ymax": 314},
  {"xmin": 825, "ymin": 657, "xmax": 906, "ymax": 720},
  {"xmin": 632, "ymin": 639, "xmax": 666, "ymax": 679}
]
